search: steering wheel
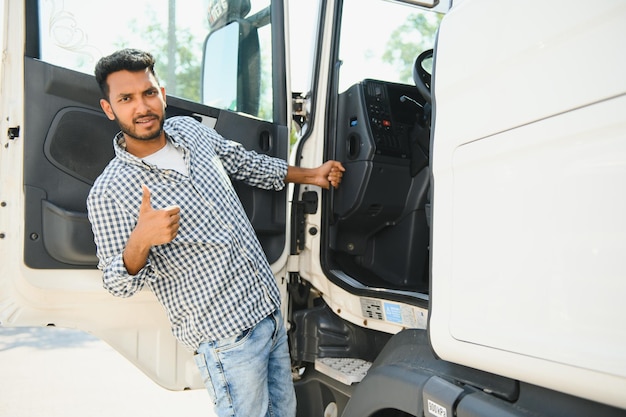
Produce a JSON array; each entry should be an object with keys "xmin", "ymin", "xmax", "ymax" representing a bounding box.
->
[{"xmin": 413, "ymin": 49, "xmax": 433, "ymax": 104}]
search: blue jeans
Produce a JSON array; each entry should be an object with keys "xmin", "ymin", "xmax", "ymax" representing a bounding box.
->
[{"xmin": 194, "ymin": 309, "xmax": 297, "ymax": 417}]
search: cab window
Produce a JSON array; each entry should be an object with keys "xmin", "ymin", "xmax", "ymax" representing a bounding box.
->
[
  {"xmin": 337, "ymin": 0, "xmax": 441, "ymax": 92},
  {"xmin": 38, "ymin": 0, "xmax": 273, "ymax": 122}
]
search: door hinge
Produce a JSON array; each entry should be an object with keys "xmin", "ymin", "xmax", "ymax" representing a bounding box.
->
[
  {"xmin": 7, "ymin": 126, "xmax": 20, "ymax": 140},
  {"xmin": 292, "ymin": 92, "xmax": 306, "ymax": 128},
  {"xmin": 292, "ymin": 191, "xmax": 318, "ymax": 252}
]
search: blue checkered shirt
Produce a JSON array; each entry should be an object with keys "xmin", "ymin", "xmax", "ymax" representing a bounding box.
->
[{"xmin": 87, "ymin": 116, "xmax": 288, "ymax": 351}]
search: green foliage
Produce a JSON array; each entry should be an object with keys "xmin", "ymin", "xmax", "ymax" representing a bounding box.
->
[
  {"xmin": 382, "ymin": 12, "xmax": 443, "ymax": 84},
  {"xmin": 116, "ymin": 11, "xmax": 203, "ymax": 102},
  {"xmin": 164, "ymin": 30, "xmax": 203, "ymax": 101},
  {"xmin": 256, "ymin": 29, "xmax": 274, "ymax": 122}
]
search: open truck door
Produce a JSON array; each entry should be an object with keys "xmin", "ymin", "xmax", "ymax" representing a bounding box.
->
[
  {"xmin": 287, "ymin": 0, "xmax": 626, "ymax": 416},
  {"xmin": 0, "ymin": 0, "xmax": 291, "ymax": 390}
]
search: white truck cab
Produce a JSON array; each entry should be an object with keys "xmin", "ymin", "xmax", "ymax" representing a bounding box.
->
[{"xmin": 1, "ymin": 0, "xmax": 625, "ymax": 416}]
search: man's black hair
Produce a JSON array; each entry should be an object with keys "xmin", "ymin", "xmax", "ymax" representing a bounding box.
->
[{"xmin": 94, "ymin": 48, "xmax": 158, "ymax": 99}]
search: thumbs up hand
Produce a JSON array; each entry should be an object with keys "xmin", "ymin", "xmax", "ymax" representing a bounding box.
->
[
  {"xmin": 122, "ymin": 185, "xmax": 180, "ymax": 275},
  {"xmin": 136, "ymin": 184, "xmax": 181, "ymax": 246}
]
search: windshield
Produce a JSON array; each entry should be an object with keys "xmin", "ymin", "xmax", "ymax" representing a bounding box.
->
[{"xmin": 337, "ymin": 0, "xmax": 442, "ymax": 93}]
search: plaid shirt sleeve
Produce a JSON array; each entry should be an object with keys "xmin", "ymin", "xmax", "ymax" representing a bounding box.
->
[
  {"xmin": 169, "ymin": 117, "xmax": 288, "ymax": 190},
  {"xmin": 87, "ymin": 184, "xmax": 156, "ymax": 297}
]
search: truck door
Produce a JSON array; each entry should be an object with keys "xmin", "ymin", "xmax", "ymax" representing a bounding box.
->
[
  {"xmin": 285, "ymin": 0, "xmax": 626, "ymax": 415},
  {"xmin": 0, "ymin": 0, "xmax": 290, "ymax": 390}
]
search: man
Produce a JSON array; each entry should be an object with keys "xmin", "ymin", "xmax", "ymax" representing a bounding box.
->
[{"xmin": 87, "ymin": 48, "xmax": 344, "ymax": 417}]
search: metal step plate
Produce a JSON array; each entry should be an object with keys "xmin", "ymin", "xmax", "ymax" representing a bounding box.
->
[{"xmin": 315, "ymin": 358, "xmax": 372, "ymax": 385}]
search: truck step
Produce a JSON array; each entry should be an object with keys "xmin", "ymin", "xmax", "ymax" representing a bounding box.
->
[{"xmin": 314, "ymin": 357, "xmax": 372, "ymax": 385}]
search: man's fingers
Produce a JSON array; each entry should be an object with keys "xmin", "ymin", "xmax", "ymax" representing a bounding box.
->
[
  {"xmin": 333, "ymin": 161, "xmax": 346, "ymax": 172},
  {"xmin": 140, "ymin": 184, "xmax": 153, "ymax": 212},
  {"xmin": 134, "ymin": 186, "xmax": 181, "ymax": 246},
  {"xmin": 167, "ymin": 210, "xmax": 181, "ymax": 229},
  {"xmin": 162, "ymin": 204, "xmax": 181, "ymax": 213},
  {"xmin": 328, "ymin": 162, "xmax": 345, "ymax": 188}
]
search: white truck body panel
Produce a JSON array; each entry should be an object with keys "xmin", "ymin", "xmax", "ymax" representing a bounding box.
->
[{"xmin": 430, "ymin": 0, "xmax": 626, "ymax": 407}]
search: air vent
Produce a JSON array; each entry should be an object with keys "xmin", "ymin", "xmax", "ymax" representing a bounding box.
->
[{"xmin": 366, "ymin": 81, "xmax": 386, "ymax": 100}]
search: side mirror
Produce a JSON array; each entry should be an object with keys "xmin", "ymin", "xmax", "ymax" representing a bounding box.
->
[{"xmin": 202, "ymin": 20, "xmax": 261, "ymax": 116}]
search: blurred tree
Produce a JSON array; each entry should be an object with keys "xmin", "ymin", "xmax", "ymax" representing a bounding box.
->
[
  {"xmin": 117, "ymin": 9, "xmax": 203, "ymax": 102},
  {"xmin": 383, "ymin": 12, "xmax": 443, "ymax": 84}
]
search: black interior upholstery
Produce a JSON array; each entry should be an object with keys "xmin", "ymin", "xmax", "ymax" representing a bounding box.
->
[{"xmin": 330, "ymin": 79, "xmax": 430, "ymax": 292}]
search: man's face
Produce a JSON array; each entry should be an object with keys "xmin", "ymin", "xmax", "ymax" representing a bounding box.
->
[{"xmin": 100, "ymin": 69, "xmax": 166, "ymax": 142}]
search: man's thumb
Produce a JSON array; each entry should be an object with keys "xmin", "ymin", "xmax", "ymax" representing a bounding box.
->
[{"xmin": 140, "ymin": 184, "xmax": 153, "ymax": 212}]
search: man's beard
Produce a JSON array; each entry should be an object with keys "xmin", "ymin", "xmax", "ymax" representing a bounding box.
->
[{"xmin": 115, "ymin": 111, "xmax": 165, "ymax": 141}]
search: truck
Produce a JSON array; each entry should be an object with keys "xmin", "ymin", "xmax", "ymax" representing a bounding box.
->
[{"xmin": 1, "ymin": 0, "xmax": 625, "ymax": 415}]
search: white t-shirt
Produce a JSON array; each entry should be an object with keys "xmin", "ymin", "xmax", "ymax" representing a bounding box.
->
[{"xmin": 143, "ymin": 140, "xmax": 187, "ymax": 175}]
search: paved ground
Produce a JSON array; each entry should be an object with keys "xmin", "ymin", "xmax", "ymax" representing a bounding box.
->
[{"xmin": 0, "ymin": 326, "xmax": 215, "ymax": 417}]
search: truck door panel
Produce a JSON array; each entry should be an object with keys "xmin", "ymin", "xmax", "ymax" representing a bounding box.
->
[{"xmin": 23, "ymin": 57, "xmax": 287, "ymax": 271}]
